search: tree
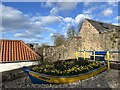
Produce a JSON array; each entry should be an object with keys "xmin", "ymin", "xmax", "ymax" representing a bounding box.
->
[
  {"xmin": 51, "ymin": 33, "xmax": 66, "ymax": 46},
  {"xmin": 67, "ymin": 26, "xmax": 75, "ymax": 38}
]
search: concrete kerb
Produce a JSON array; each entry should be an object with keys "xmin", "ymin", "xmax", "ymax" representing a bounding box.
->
[
  {"xmin": 0, "ymin": 61, "xmax": 39, "ymax": 83},
  {"xmin": 0, "ymin": 72, "xmax": 2, "ymax": 89}
]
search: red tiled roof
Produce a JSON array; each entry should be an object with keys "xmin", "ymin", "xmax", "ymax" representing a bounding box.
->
[{"xmin": 0, "ymin": 40, "xmax": 41, "ymax": 62}]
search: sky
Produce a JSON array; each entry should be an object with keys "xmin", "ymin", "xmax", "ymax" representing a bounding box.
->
[{"xmin": 1, "ymin": 1, "xmax": 120, "ymax": 45}]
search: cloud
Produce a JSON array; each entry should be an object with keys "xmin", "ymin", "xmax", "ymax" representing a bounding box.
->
[
  {"xmin": 107, "ymin": 0, "xmax": 118, "ymax": 7},
  {"xmin": 1, "ymin": 5, "xmax": 28, "ymax": 31},
  {"xmin": 40, "ymin": 2, "xmax": 88, "ymax": 34},
  {"xmin": 42, "ymin": 2, "xmax": 55, "ymax": 8},
  {"xmin": 38, "ymin": 16, "xmax": 61, "ymax": 25},
  {"xmin": 116, "ymin": 16, "xmax": 120, "ymax": 24},
  {"xmin": 2, "ymin": 4, "xmax": 57, "ymax": 33},
  {"xmin": 50, "ymin": 7, "xmax": 58, "ymax": 16},
  {"xmin": 83, "ymin": 1, "xmax": 95, "ymax": 7},
  {"xmin": 24, "ymin": 38, "xmax": 41, "ymax": 43},
  {"xmin": 66, "ymin": 23, "xmax": 72, "ymax": 29},
  {"xmin": 113, "ymin": 23, "xmax": 120, "ymax": 26},
  {"xmin": 62, "ymin": 14, "xmax": 91, "ymax": 28},
  {"xmin": 83, "ymin": 6, "xmax": 97, "ymax": 14},
  {"xmin": 27, "ymin": 39, "xmax": 38, "ymax": 42},
  {"xmin": 57, "ymin": 2, "xmax": 78, "ymax": 11},
  {"xmin": 64, "ymin": 17, "xmax": 74, "ymax": 23},
  {"xmin": 1, "ymin": 4, "xmax": 30, "ymax": 31},
  {"xmin": 42, "ymin": 0, "xmax": 79, "ymax": 15},
  {"xmin": 14, "ymin": 26, "xmax": 56, "ymax": 40},
  {"xmin": 116, "ymin": 16, "xmax": 120, "ymax": 20},
  {"xmin": 2, "ymin": 3, "xmax": 93, "ymax": 44},
  {"xmin": 14, "ymin": 33, "xmax": 25, "ymax": 37},
  {"xmin": 84, "ymin": 2, "xmax": 90, "ymax": 7},
  {"xmin": 50, "ymin": 33, "xmax": 54, "ymax": 37},
  {"xmin": 75, "ymin": 14, "xmax": 91, "ymax": 25},
  {"xmin": 60, "ymin": 13, "xmax": 91, "ymax": 36},
  {"xmin": 14, "ymin": 32, "xmax": 43, "ymax": 39},
  {"xmin": 0, "ymin": 27, "xmax": 5, "ymax": 32},
  {"xmin": 43, "ymin": 2, "xmax": 78, "ymax": 11},
  {"xmin": 102, "ymin": 8, "xmax": 113, "ymax": 16},
  {"xmin": 1, "ymin": 4, "xmax": 58, "ymax": 43},
  {"xmin": 31, "ymin": 15, "xmax": 63, "ymax": 27}
]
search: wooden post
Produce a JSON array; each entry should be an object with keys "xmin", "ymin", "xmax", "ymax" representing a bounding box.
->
[
  {"xmin": 94, "ymin": 50, "xmax": 96, "ymax": 61},
  {"xmin": 78, "ymin": 47, "xmax": 80, "ymax": 58},
  {"xmin": 107, "ymin": 50, "xmax": 110, "ymax": 69},
  {"xmin": 84, "ymin": 50, "xmax": 86, "ymax": 60},
  {"xmin": 76, "ymin": 51, "xmax": 78, "ymax": 61}
]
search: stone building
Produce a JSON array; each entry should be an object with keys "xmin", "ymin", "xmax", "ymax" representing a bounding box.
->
[
  {"xmin": 43, "ymin": 19, "xmax": 120, "ymax": 62},
  {"xmin": 27, "ymin": 43, "xmax": 39, "ymax": 52},
  {"xmin": 80, "ymin": 19, "xmax": 119, "ymax": 50},
  {"xmin": 79, "ymin": 19, "xmax": 119, "ymax": 59}
]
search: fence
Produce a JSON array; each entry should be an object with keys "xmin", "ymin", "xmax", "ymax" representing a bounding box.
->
[{"xmin": 75, "ymin": 50, "xmax": 120, "ymax": 69}]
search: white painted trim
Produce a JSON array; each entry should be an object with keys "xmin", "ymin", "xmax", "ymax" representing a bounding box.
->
[{"xmin": 0, "ymin": 61, "xmax": 39, "ymax": 72}]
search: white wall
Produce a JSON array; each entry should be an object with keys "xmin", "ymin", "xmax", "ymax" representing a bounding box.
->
[{"xmin": 0, "ymin": 61, "xmax": 38, "ymax": 72}]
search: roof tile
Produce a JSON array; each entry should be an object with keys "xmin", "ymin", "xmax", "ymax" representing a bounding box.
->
[
  {"xmin": 86, "ymin": 19, "xmax": 119, "ymax": 32},
  {"xmin": 0, "ymin": 40, "xmax": 41, "ymax": 62}
]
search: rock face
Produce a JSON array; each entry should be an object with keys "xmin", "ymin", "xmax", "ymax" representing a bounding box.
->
[{"xmin": 43, "ymin": 19, "xmax": 120, "ymax": 63}]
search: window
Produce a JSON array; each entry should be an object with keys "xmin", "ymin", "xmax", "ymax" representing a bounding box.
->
[{"xmin": 100, "ymin": 23, "xmax": 109, "ymax": 29}]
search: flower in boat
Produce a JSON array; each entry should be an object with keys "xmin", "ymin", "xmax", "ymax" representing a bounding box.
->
[{"xmin": 32, "ymin": 60, "xmax": 104, "ymax": 76}]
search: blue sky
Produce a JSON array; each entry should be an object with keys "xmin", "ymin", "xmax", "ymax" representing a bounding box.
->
[{"xmin": 1, "ymin": 1, "xmax": 119, "ymax": 45}]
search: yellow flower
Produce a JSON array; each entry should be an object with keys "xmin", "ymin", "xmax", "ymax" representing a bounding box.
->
[
  {"xmin": 77, "ymin": 68, "xmax": 80, "ymax": 70},
  {"xmin": 76, "ymin": 65, "xmax": 79, "ymax": 67},
  {"xmin": 44, "ymin": 69, "xmax": 47, "ymax": 71}
]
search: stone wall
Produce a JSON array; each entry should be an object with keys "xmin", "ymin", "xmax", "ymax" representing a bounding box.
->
[
  {"xmin": 79, "ymin": 20, "xmax": 102, "ymax": 58},
  {"xmin": 43, "ymin": 37, "xmax": 81, "ymax": 63},
  {"xmin": 99, "ymin": 28, "xmax": 120, "ymax": 60},
  {"xmin": 42, "ymin": 20, "xmax": 120, "ymax": 62},
  {"xmin": 79, "ymin": 20, "xmax": 120, "ymax": 60}
]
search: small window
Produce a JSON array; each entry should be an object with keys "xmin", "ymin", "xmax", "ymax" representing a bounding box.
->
[{"xmin": 100, "ymin": 23, "xmax": 109, "ymax": 29}]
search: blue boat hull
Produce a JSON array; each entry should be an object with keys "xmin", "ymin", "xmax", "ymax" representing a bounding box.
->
[{"xmin": 22, "ymin": 65, "xmax": 107, "ymax": 84}]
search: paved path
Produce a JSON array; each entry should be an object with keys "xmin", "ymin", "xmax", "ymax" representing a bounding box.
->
[{"xmin": 1, "ymin": 69, "xmax": 120, "ymax": 89}]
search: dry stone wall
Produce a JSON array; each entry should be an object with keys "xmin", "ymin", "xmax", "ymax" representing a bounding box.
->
[{"xmin": 43, "ymin": 37, "xmax": 82, "ymax": 63}]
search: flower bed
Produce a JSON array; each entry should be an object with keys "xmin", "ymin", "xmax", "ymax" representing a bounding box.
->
[{"xmin": 32, "ymin": 60, "xmax": 104, "ymax": 76}]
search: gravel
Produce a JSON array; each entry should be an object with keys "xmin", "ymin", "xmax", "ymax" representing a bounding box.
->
[{"xmin": 1, "ymin": 69, "xmax": 120, "ymax": 89}]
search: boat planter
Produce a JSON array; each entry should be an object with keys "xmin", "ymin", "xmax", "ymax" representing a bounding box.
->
[{"xmin": 22, "ymin": 60, "xmax": 107, "ymax": 84}]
